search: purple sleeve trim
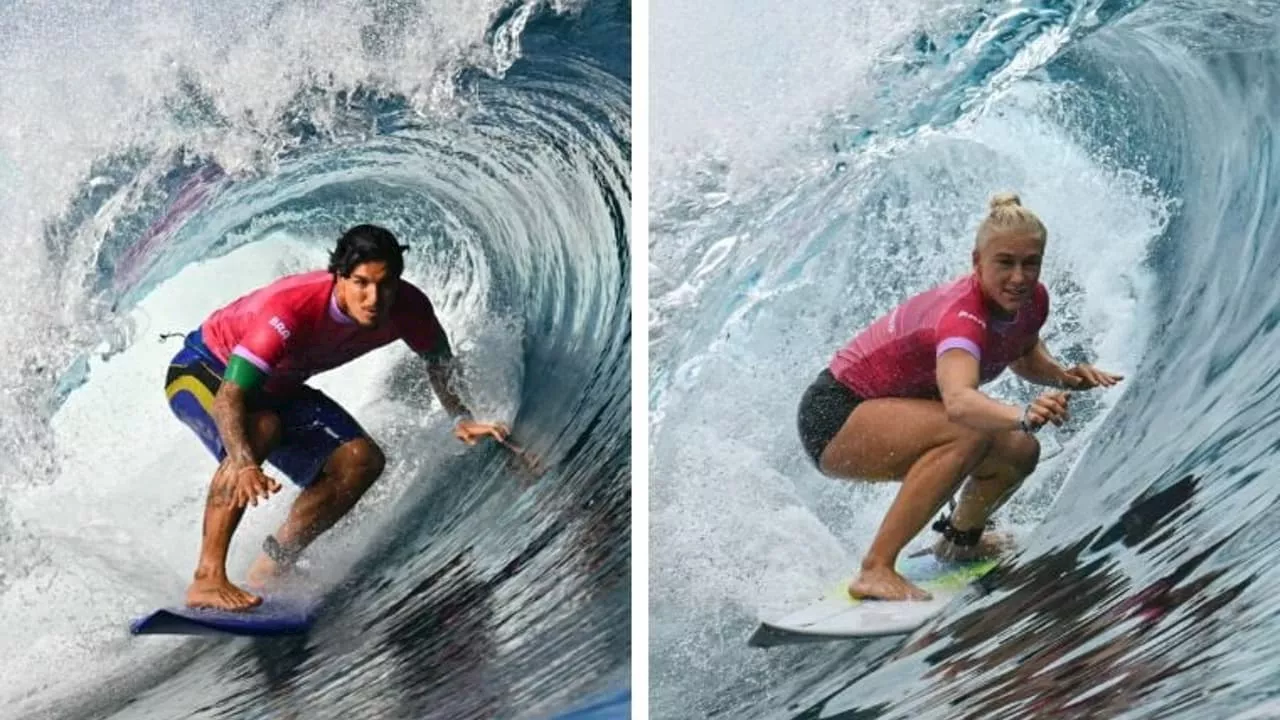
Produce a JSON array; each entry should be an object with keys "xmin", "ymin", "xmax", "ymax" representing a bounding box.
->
[
  {"xmin": 936, "ymin": 337, "xmax": 981, "ymax": 361},
  {"xmin": 231, "ymin": 345, "xmax": 272, "ymax": 373}
]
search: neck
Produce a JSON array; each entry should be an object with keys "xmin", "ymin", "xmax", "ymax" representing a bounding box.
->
[
  {"xmin": 988, "ymin": 301, "xmax": 1016, "ymax": 322},
  {"xmin": 329, "ymin": 287, "xmax": 356, "ymax": 325}
]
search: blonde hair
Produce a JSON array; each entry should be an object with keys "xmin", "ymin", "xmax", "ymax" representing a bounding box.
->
[{"xmin": 976, "ymin": 192, "xmax": 1047, "ymax": 249}]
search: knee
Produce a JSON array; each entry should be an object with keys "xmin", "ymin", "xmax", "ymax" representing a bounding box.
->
[
  {"xmin": 343, "ymin": 438, "xmax": 386, "ymax": 483},
  {"xmin": 990, "ymin": 430, "xmax": 1040, "ymax": 476},
  {"xmin": 1011, "ymin": 432, "xmax": 1041, "ymax": 475},
  {"xmin": 323, "ymin": 438, "xmax": 386, "ymax": 500},
  {"xmin": 950, "ymin": 425, "xmax": 996, "ymax": 464}
]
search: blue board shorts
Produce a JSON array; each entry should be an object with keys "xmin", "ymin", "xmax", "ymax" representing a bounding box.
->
[{"xmin": 164, "ymin": 328, "xmax": 367, "ymax": 488}]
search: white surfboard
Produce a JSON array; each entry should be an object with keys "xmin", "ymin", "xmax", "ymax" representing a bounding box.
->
[{"xmin": 751, "ymin": 555, "xmax": 997, "ymax": 645}]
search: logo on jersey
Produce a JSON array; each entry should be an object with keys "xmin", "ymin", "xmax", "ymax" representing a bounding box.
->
[
  {"xmin": 958, "ymin": 310, "xmax": 987, "ymax": 329},
  {"xmin": 269, "ymin": 316, "xmax": 292, "ymax": 341}
]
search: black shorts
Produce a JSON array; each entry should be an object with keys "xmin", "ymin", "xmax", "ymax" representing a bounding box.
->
[{"xmin": 796, "ymin": 368, "xmax": 865, "ymax": 467}]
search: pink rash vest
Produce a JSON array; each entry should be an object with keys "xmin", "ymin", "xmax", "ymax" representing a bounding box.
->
[
  {"xmin": 200, "ymin": 270, "xmax": 449, "ymax": 395},
  {"xmin": 829, "ymin": 273, "xmax": 1049, "ymax": 399}
]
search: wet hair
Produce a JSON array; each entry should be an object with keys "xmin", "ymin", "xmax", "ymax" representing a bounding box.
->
[
  {"xmin": 976, "ymin": 192, "xmax": 1048, "ymax": 249},
  {"xmin": 328, "ymin": 224, "xmax": 410, "ymax": 278}
]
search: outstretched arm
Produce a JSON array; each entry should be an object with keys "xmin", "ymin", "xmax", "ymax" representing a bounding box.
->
[
  {"xmin": 1010, "ymin": 337, "xmax": 1125, "ymax": 390},
  {"xmin": 423, "ymin": 352, "xmax": 510, "ymax": 445},
  {"xmin": 1009, "ymin": 338, "xmax": 1073, "ymax": 388},
  {"xmin": 406, "ymin": 306, "xmax": 538, "ymax": 472},
  {"xmin": 426, "ymin": 357, "xmax": 471, "ymax": 419},
  {"xmin": 938, "ymin": 349, "xmax": 1030, "ymax": 431},
  {"xmin": 400, "ymin": 284, "xmax": 510, "ymax": 444},
  {"xmin": 421, "ymin": 341, "xmax": 546, "ymax": 477},
  {"xmin": 938, "ymin": 349, "xmax": 1072, "ymax": 432}
]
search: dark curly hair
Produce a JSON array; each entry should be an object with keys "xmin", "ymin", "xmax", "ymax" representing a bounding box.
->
[{"xmin": 328, "ymin": 224, "xmax": 410, "ymax": 278}]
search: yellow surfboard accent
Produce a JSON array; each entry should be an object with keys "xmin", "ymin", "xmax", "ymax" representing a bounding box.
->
[{"xmin": 831, "ymin": 558, "xmax": 999, "ymax": 606}]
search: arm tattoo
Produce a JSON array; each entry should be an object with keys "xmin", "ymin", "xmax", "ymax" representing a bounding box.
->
[
  {"xmin": 211, "ymin": 382, "xmax": 257, "ymax": 467},
  {"xmin": 427, "ymin": 360, "xmax": 471, "ymax": 418}
]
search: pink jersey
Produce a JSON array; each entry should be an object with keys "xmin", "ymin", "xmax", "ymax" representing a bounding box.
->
[
  {"xmin": 201, "ymin": 270, "xmax": 447, "ymax": 395},
  {"xmin": 830, "ymin": 273, "xmax": 1049, "ymax": 399}
]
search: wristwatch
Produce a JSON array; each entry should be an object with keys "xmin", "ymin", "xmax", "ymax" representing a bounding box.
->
[{"xmin": 1018, "ymin": 406, "xmax": 1034, "ymax": 433}]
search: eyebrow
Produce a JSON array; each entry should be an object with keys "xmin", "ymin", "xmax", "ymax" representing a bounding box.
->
[{"xmin": 352, "ymin": 273, "xmax": 396, "ymax": 285}]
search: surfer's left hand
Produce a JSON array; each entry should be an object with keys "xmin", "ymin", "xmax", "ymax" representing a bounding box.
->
[
  {"xmin": 455, "ymin": 419, "xmax": 546, "ymax": 480},
  {"xmin": 1062, "ymin": 364, "xmax": 1123, "ymax": 390},
  {"xmin": 454, "ymin": 419, "xmax": 510, "ymax": 446}
]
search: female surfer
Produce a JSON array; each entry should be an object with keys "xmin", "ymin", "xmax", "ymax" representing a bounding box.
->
[{"xmin": 796, "ymin": 192, "xmax": 1123, "ymax": 601}]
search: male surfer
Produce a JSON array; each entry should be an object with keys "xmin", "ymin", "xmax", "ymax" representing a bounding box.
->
[
  {"xmin": 796, "ymin": 193, "xmax": 1124, "ymax": 601},
  {"xmin": 165, "ymin": 224, "xmax": 509, "ymax": 611}
]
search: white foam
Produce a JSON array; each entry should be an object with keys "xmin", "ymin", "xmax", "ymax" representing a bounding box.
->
[{"xmin": 651, "ymin": 0, "xmax": 972, "ymax": 196}]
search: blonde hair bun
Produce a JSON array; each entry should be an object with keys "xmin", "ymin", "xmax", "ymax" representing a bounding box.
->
[
  {"xmin": 976, "ymin": 191, "xmax": 1046, "ymax": 248},
  {"xmin": 989, "ymin": 192, "xmax": 1022, "ymax": 211}
]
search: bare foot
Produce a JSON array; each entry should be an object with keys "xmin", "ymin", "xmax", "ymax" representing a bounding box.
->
[
  {"xmin": 186, "ymin": 573, "xmax": 262, "ymax": 611},
  {"xmin": 933, "ymin": 530, "xmax": 1015, "ymax": 562},
  {"xmin": 848, "ymin": 565, "xmax": 932, "ymax": 601}
]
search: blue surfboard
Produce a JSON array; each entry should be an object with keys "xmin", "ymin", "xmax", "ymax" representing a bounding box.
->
[{"xmin": 130, "ymin": 595, "xmax": 319, "ymax": 636}]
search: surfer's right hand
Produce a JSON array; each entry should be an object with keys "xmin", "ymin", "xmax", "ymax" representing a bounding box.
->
[
  {"xmin": 224, "ymin": 463, "xmax": 281, "ymax": 508},
  {"xmin": 1025, "ymin": 391, "xmax": 1071, "ymax": 429}
]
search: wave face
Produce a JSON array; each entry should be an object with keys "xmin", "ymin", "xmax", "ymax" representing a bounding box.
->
[
  {"xmin": 0, "ymin": 1, "xmax": 629, "ymax": 718},
  {"xmin": 650, "ymin": 0, "xmax": 1280, "ymax": 717}
]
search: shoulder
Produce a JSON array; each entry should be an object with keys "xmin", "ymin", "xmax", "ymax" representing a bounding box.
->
[
  {"xmin": 899, "ymin": 275, "xmax": 975, "ymax": 314},
  {"xmin": 392, "ymin": 278, "xmax": 436, "ymax": 316},
  {"xmin": 391, "ymin": 279, "xmax": 442, "ymax": 337},
  {"xmin": 392, "ymin": 279, "xmax": 449, "ymax": 356},
  {"xmin": 936, "ymin": 276, "xmax": 989, "ymax": 330},
  {"xmin": 261, "ymin": 271, "xmax": 333, "ymax": 314},
  {"xmin": 246, "ymin": 273, "xmax": 334, "ymax": 343},
  {"xmin": 925, "ymin": 274, "xmax": 981, "ymax": 307}
]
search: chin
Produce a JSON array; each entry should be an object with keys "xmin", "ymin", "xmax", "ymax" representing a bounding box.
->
[
  {"xmin": 1003, "ymin": 292, "xmax": 1029, "ymax": 309},
  {"xmin": 994, "ymin": 298, "xmax": 1021, "ymax": 315}
]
